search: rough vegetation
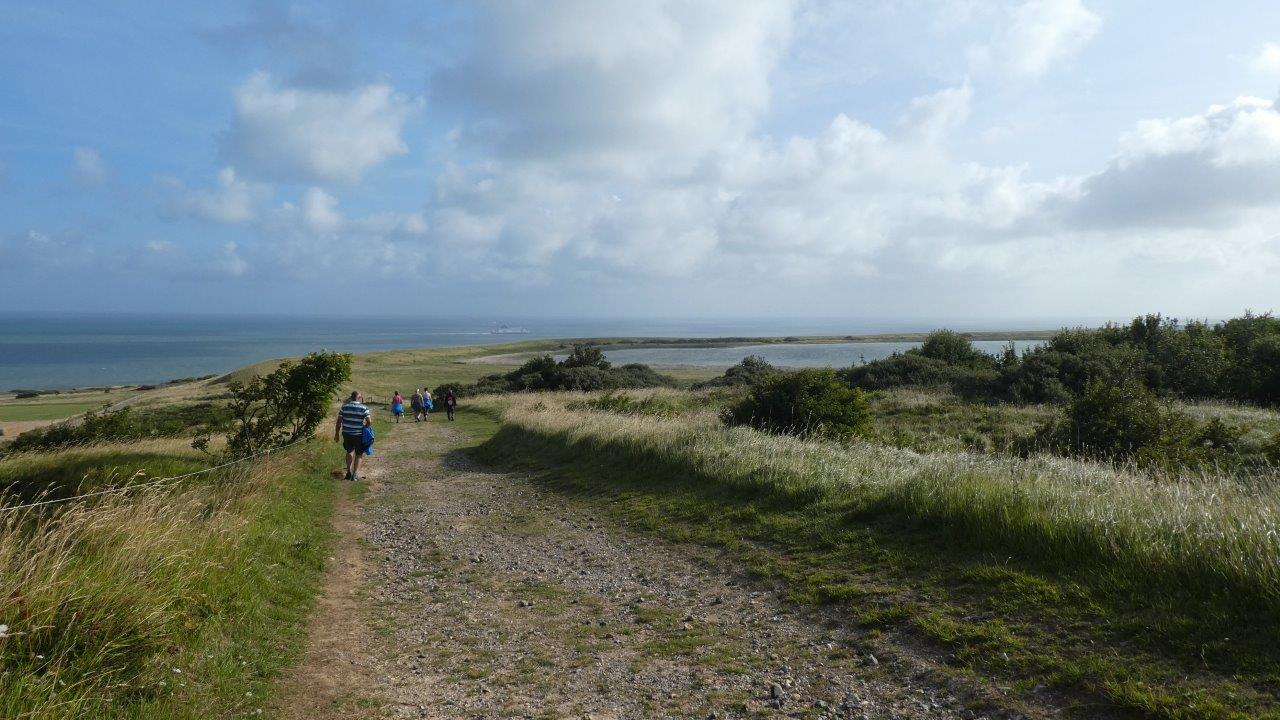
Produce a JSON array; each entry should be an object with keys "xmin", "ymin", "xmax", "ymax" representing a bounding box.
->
[
  {"xmin": 220, "ymin": 351, "xmax": 352, "ymax": 457},
  {"xmin": 0, "ymin": 437, "xmax": 340, "ymax": 719},
  {"xmin": 722, "ymin": 368, "xmax": 871, "ymax": 440},
  {"xmin": 1, "ymin": 403, "xmax": 232, "ymax": 456},
  {"xmin": 845, "ymin": 312, "xmax": 1280, "ymax": 406},
  {"xmin": 464, "ymin": 343, "xmax": 676, "ymax": 394},
  {"xmin": 476, "ymin": 391, "xmax": 1280, "ymax": 718}
]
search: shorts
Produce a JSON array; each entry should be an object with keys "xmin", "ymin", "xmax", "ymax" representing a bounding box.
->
[
  {"xmin": 392, "ymin": 403, "xmax": 404, "ymax": 415},
  {"xmin": 342, "ymin": 433, "xmax": 364, "ymax": 453}
]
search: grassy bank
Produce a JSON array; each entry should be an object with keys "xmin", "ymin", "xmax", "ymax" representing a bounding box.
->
[
  {"xmin": 0, "ymin": 436, "xmax": 341, "ymax": 719},
  {"xmin": 471, "ymin": 391, "xmax": 1280, "ymax": 719}
]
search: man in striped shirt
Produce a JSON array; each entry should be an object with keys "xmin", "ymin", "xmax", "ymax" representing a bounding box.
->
[{"xmin": 333, "ymin": 390, "xmax": 371, "ymax": 481}]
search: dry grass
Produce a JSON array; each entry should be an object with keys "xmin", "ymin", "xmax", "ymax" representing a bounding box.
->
[{"xmin": 477, "ymin": 392, "xmax": 1280, "ymax": 609}]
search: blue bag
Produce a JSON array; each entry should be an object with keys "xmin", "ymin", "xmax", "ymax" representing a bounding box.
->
[{"xmin": 361, "ymin": 425, "xmax": 375, "ymax": 456}]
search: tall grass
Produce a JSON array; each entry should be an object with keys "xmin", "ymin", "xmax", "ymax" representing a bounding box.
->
[
  {"xmin": 0, "ymin": 437, "xmax": 336, "ymax": 719},
  {"xmin": 478, "ymin": 393, "xmax": 1280, "ymax": 610}
]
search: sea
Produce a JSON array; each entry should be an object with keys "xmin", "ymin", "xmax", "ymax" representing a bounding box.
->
[{"xmin": 0, "ymin": 314, "xmax": 1058, "ymax": 391}]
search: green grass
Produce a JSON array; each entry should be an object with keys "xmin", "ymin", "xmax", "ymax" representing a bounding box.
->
[
  {"xmin": 0, "ymin": 439, "xmax": 212, "ymax": 504},
  {"xmin": 467, "ymin": 392, "xmax": 1280, "ymax": 719},
  {"xmin": 0, "ymin": 401, "xmax": 108, "ymax": 422},
  {"xmin": 0, "ymin": 435, "xmax": 342, "ymax": 719},
  {"xmin": 865, "ymin": 388, "xmax": 1056, "ymax": 453}
]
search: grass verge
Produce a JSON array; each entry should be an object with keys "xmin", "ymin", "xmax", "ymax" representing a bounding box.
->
[
  {"xmin": 468, "ymin": 393, "xmax": 1280, "ymax": 719},
  {"xmin": 0, "ymin": 437, "xmax": 341, "ymax": 719}
]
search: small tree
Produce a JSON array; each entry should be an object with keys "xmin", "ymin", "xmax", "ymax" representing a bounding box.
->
[
  {"xmin": 223, "ymin": 352, "xmax": 352, "ymax": 457},
  {"xmin": 1024, "ymin": 377, "xmax": 1197, "ymax": 463},
  {"xmin": 562, "ymin": 344, "xmax": 610, "ymax": 370},
  {"xmin": 917, "ymin": 329, "xmax": 991, "ymax": 368},
  {"xmin": 723, "ymin": 368, "xmax": 871, "ymax": 440}
]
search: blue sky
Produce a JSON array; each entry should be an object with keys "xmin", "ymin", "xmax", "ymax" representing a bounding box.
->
[{"xmin": 2, "ymin": 1, "xmax": 1279, "ymax": 321}]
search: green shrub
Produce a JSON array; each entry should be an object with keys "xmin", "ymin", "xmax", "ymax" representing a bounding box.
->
[
  {"xmin": 432, "ymin": 382, "xmax": 463, "ymax": 400},
  {"xmin": 1195, "ymin": 416, "xmax": 1245, "ymax": 452},
  {"xmin": 840, "ymin": 354, "xmax": 955, "ymax": 391},
  {"xmin": 723, "ymin": 368, "xmax": 871, "ymax": 440},
  {"xmin": 1264, "ymin": 432, "xmax": 1280, "ymax": 465},
  {"xmin": 223, "ymin": 351, "xmax": 352, "ymax": 457},
  {"xmin": 1023, "ymin": 378, "xmax": 1199, "ymax": 464},
  {"xmin": 916, "ymin": 329, "xmax": 994, "ymax": 368},
  {"xmin": 562, "ymin": 344, "xmax": 610, "ymax": 369},
  {"xmin": 693, "ymin": 355, "xmax": 777, "ymax": 389},
  {"xmin": 468, "ymin": 352, "xmax": 675, "ymax": 394},
  {"xmin": 949, "ymin": 368, "xmax": 1002, "ymax": 402}
]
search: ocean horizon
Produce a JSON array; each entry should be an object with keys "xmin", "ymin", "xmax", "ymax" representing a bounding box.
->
[{"xmin": 1, "ymin": 312, "xmax": 1090, "ymax": 390}]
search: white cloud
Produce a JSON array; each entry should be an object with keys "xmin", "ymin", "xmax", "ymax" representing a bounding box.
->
[
  {"xmin": 72, "ymin": 147, "xmax": 106, "ymax": 187},
  {"xmin": 1252, "ymin": 42, "xmax": 1280, "ymax": 76},
  {"xmin": 1064, "ymin": 97, "xmax": 1280, "ymax": 228},
  {"xmin": 971, "ymin": 0, "xmax": 1101, "ymax": 78},
  {"xmin": 900, "ymin": 82, "xmax": 973, "ymax": 143},
  {"xmin": 224, "ymin": 72, "xmax": 413, "ymax": 183},
  {"xmin": 160, "ymin": 1, "xmax": 1277, "ymax": 315},
  {"xmin": 168, "ymin": 167, "xmax": 271, "ymax": 224},
  {"xmin": 0, "ymin": 230, "xmax": 96, "ymax": 268},
  {"xmin": 300, "ymin": 187, "xmax": 343, "ymax": 233},
  {"xmin": 435, "ymin": 0, "xmax": 794, "ymax": 175},
  {"xmin": 217, "ymin": 241, "xmax": 249, "ymax": 277}
]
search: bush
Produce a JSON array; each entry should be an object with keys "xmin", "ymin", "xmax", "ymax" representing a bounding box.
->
[
  {"xmin": 949, "ymin": 368, "xmax": 1002, "ymax": 402},
  {"xmin": 693, "ymin": 355, "xmax": 777, "ymax": 389},
  {"xmin": 1023, "ymin": 378, "xmax": 1199, "ymax": 464},
  {"xmin": 432, "ymin": 382, "xmax": 463, "ymax": 400},
  {"xmin": 562, "ymin": 344, "xmax": 610, "ymax": 369},
  {"xmin": 840, "ymin": 354, "xmax": 955, "ymax": 391},
  {"xmin": 223, "ymin": 351, "xmax": 352, "ymax": 457},
  {"xmin": 916, "ymin": 329, "xmax": 993, "ymax": 368},
  {"xmin": 1264, "ymin": 432, "xmax": 1280, "ymax": 465},
  {"xmin": 468, "ymin": 352, "xmax": 675, "ymax": 394},
  {"xmin": 723, "ymin": 368, "xmax": 871, "ymax": 440}
]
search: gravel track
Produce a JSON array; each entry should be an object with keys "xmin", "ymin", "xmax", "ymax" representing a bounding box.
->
[{"xmin": 277, "ymin": 420, "xmax": 1044, "ymax": 720}]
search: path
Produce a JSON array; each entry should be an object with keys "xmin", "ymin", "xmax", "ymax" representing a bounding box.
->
[{"xmin": 276, "ymin": 420, "xmax": 1042, "ymax": 720}]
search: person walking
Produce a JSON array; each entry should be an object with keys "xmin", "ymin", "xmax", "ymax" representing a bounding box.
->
[
  {"xmin": 334, "ymin": 390, "xmax": 371, "ymax": 481},
  {"xmin": 444, "ymin": 389, "xmax": 457, "ymax": 421},
  {"xmin": 410, "ymin": 388, "xmax": 423, "ymax": 421},
  {"xmin": 391, "ymin": 390, "xmax": 404, "ymax": 423},
  {"xmin": 422, "ymin": 387, "xmax": 434, "ymax": 416}
]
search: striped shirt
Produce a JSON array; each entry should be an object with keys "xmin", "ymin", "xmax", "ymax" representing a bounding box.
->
[{"xmin": 339, "ymin": 401, "xmax": 370, "ymax": 435}]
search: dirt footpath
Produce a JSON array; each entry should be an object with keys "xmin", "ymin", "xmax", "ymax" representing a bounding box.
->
[{"xmin": 275, "ymin": 420, "xmax": 1040, "ymax": 720}]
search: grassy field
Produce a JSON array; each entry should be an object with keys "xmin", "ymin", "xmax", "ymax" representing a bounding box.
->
[
  {"xmin": 0, "ymin": 430, "xmax": 343, "ymax": 719},
  {"xmin": 3, "ymin": 335, "xmax": 1273, "ymax": 719},
  {"xmin": 0, "ymin": 400, "xmax": 111, "ymax": 422},
  {"xmin": 469, "ymin": 390, "xmax": 1280, "ymax": 719}
]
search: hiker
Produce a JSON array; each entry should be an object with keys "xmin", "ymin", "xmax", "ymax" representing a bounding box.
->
[
  {"xmin": 444, "ymin": 389, "xmax": 457, "ymax": 421},
  {"xmin": 334, "ymin": 390, "xmax": 371, "ymax": 481},
  {"xmin": 410, "ymin": 388, "xmax": 424, "ymax": 421},
  {"xmin": 422, "ymin": 387, "xmax": 434, "ymax": 416},
  {"xmin": 391, "ymin": 390, "xmax": 404, "ymax": 423}
]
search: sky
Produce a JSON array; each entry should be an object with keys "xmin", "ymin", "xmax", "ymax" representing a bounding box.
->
[{"xmin": 2, "ymin": 0, "xmax": 1279, "ymax": 322}]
